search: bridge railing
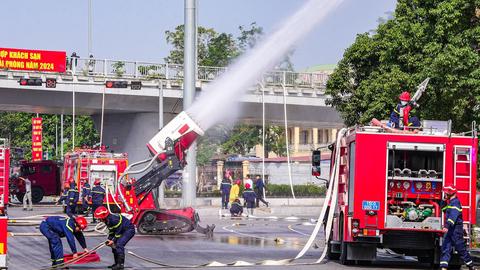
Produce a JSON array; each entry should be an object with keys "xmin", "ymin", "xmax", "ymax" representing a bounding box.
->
[{"xmin": 6, "ymin": 57, "xmax": 331, "ymax": 89}]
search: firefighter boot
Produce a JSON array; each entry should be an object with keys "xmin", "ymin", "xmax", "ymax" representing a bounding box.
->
[
  {"xmin": 112, "ymin": 254, "xmax": 125, "ymax": 270},
  {"xmin": 468, "ymin": 266, "xmax": 478, "ymax": 270},
  {"xmin": 108, "ymin": 253, "xmax": 118, "ymax": 269}
]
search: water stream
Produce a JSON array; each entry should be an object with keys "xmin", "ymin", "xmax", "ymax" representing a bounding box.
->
[{"xmin": 187, "ymin": 0, "xmax": 344, "ymax": 130}]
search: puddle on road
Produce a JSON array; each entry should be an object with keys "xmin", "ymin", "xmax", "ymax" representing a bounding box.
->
[{"xmin": 217, "ymin": 235, "xmax": 304, "ymax": 249}]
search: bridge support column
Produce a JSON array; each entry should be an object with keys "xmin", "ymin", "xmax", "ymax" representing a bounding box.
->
[{"xmin": 92, "ymin": 112, "xmax": 169, "ymax": 166}]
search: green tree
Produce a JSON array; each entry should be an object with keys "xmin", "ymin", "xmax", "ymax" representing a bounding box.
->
[
  {"xmin": 264, "ymin": 125, "xmax": 287, "ymax": 157},
  {"xmin": 165, "ymin": 25, "xmax": 238, "ymax": 66},
  {"xmin": 221, "ymin": 124, "xmax": 260, "ymax": 155},
  {"xmin": 0, "ymin": 112, "xmax": 99, "ymax": 160},
  {"xmin": 326, "ymin": 0, "xmax": 480, "ymax": 131},
  {"xmin": 220, "ymin": 124, "xmax": 287, "ymax": 158}
]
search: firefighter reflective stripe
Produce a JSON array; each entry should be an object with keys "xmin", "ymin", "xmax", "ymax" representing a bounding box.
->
[
  {"xmin": 442, "ymin": 206, "xmax": 448, "ymax": 211},
  {"xmin": 66, "ymin": 218, "xmax": 73, "ymax": 232},
  {"xmin": 115, "ymin": 234, "xmax": 122, "ymax": 238},
  {"xmin": 92, "ymin": 191, "xmax": 105, "ymax": 194},
  {"xmin": 446, "ymin": 206, "xmax": 462, "ymax": 212},
  {"xmin": 109, "ymin": 215, "xmax": 122, "ymax": 229},
  {"xmin": 52, "ymin": 258, "xmax": 64, "ymax": 262},
  {"xmin": 440, "ymin": 261, "xmax": 448, "ymax": 265},
  {"xmin": 447, "ymin": 218, "xmax": 455, "ymax": 225}
]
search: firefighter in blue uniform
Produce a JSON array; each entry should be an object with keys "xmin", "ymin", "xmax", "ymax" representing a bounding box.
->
[
  {"xmin": 220, "ymin": 176, "xmax": 232, "ymax": 209},
  {"xmin": 66, "ymin": 182, "xmax": 79, "ymax": 216},
  {"xmin": 57, "ymin": 183, "xmax": 70, "ymax": 206},
  {"xmin": 440, "ymin": 185, "xmax": 476, "ymax": 270},
  {"xmin": 94, "ymin": 206, "xmax": 135, "ymax": 270},
  {"xmin": 39, "ymin": 216, "xmax": 89, "ymax": 267},
  {"xmin": 91, "ymin": 179, "xmax": 106, "ymax": 223},
  {"xmin": 242, "ymin": 183, "xmax": 257, "ymax": 216},
  {"xmin": 389, "ymin": 91, "xmax": 421, "ymax": 129},
  {"xmin": 82, "ymin": 182, "xmax": 92, "ymax": 216},
  {"xmin": 230, "ymin": 198, "xmax": 243, "ymax": 217}
]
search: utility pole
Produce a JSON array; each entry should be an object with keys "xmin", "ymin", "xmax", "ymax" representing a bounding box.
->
[
  {"xmin": 182, "ymin": 0, "xmax": 197, "ymax": 207},
  {"xmin": 60, "ymin": 114, "xmax": 64, "ymax": 157},
  {"xmin": 88, "ymin": 0, "xmax": 93, "ymax": 56}
]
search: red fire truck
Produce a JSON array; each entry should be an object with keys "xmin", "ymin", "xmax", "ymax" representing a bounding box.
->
[
  {"xmin": 10, "ymin": 160, "xmax": 60, "ymax": 203},
  {"xmin": 0, "ymin": 139, "xmax": 10, "ymax": 269},
  {"xmin": 62, "ymin": 146, "xmax": 129, "ymax": 212},
  {"xmin": 314, "ymin": 121, "xmax": 477, "ymax": 266}
]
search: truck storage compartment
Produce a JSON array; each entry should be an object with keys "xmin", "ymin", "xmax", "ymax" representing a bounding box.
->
[{"xmin": 385, "ymin": 142, "xmax": 444, "ymax": 230}]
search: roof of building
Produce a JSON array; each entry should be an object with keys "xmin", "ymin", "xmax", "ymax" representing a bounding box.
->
[{"xmin": 300, "ymin": 64, "xmax": 337, "ymax": 74}]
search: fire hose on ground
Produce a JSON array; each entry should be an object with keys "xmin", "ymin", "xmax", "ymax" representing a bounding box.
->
[
  {"xmin": 126, "ymin": 129, "xmax": 347, "ymax": 268},
  {"xmin": 38, "ymin": 241, "xmax": 107, "ymax": 270}
]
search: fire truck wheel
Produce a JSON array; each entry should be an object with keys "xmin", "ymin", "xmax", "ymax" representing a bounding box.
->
[
  {"xmin": 31, "ymin": 187, "xmax": 44, "ymax": 203},
  {"xmin": 326, "ymin": 232, "xmax": 340, "ymax": 260},
  {"xmin": 339, "ymin": 215, "xmax": 353, "ymax": 265},
  {"xmin": 16, "ymin": 192, "xmax": 25, "ymax": 203}
]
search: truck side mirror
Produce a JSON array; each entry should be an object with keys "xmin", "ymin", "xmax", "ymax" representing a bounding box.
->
[{"xmin": 312, "ymin": 150, "xmax": 321, "ymax": 177}]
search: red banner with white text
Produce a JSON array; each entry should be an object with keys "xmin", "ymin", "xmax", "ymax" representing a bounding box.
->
[
  {"xmin": 32, "ymin": 117, "xmax": 43, "ymax": 161},
  {"xmin": 0, "ymin": 48, "xmax": 66, "ymax": 73}
]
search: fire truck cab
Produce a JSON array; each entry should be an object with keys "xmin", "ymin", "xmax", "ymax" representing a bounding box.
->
[
  {"xmin": 317, "ymin": 121, "xmax": 477, "ymax": 266},
  {"xmin": 62, "ymin": 147, "xmax": 128, "ymax": 212}
]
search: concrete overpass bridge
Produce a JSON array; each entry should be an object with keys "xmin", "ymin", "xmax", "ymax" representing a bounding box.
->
[{"xmin": 0, "ymin": 57, "xmax": 342, "ymax": 161}]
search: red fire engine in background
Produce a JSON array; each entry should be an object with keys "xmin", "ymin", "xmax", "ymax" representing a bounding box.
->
[
  {"xmin": 62, "ymin": 146, "xmax": 128, "ymax": 212},
  {"xmin": 313, "ymin": 121, "xmax": 477, "ymax": 267},
  {"xmin": 10, "ymin": 160, "xmax": 60, "ymax": 203},
  {"xmin": 0, "ymin": 139, "xmax": 10, "ymax": 269}
]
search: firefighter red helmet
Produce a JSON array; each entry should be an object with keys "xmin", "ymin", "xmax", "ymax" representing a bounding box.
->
[
  {"xmin": 64, "ymin": 182, "xmax": 70, "ymax": 189},
  {"xmin": 75, "ymin": 216, "xmax": 88, "ymax": 230},
  {"xmin": 245, "ymin": 183, "xmax": 251, "ymax": 189},
  {"xmin": 94, "ymin": 206, "xmax": 109, "ymax": 220},
  {"xmin": 399, "ymin": 91, "xmax": 411, "ymax": 101},
  {"xmin": 442, "ymin": 185, "xmax": 457, "ymax": 195},
  {"xmin": 236, "ymin": 180, "xmax": 241, "ymax": 185},
  {"xmin": 94, "ymin": 179, "xmax": 101, "ymax": 185}
]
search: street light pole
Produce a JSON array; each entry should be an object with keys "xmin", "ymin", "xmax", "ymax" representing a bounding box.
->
[
  {"xmin": 88, "ymin": 0, "xmax": 93, "ymax": 56},
  {"xmin": 182, "ymin": 0, "xmax": 197, "ymax": 207}
]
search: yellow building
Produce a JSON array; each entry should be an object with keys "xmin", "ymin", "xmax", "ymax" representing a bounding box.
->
[{"xmin": 255, "ymin": 127, "xmax": 339, "ymax": 158}]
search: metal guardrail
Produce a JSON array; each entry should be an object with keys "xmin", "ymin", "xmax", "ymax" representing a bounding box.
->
[{"xmin": 60, "ymin": 57, "xmax": 329, "ymax": 89}]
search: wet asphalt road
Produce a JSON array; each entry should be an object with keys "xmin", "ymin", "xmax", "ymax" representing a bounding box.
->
[{"xmin": 6, "ymin": 205, "xmax": 429, "ymax": 270}]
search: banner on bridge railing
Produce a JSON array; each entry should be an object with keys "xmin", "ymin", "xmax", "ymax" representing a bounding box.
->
[{"xmin": 0, "ymin": 47, "xmax": 66, "ymax": 73}]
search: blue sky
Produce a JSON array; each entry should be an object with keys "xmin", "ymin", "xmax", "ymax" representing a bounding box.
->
[{"xmin": 0, "ymin": 0, "xmax": 396, "ymax": 70}]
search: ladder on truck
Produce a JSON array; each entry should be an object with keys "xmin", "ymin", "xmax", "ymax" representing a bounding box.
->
[
  {"xmin": 79, "ymin": 155, "xmax": 91, "ymax": 185},
  {"xmin": 453, "ymin": 146, "xmax": 473, "ymax": 243},
  {"xmin": 0, "ymin": 139, "xmax": 8, "ymax": 268},
  {"xmin": 0, "ymin": 139, "xmax": 7, "ymax": 210}
]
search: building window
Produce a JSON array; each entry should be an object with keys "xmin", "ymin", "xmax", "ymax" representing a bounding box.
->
[
  {"xmin": 318, "ymin": 129, "xmax": 324, "ymax": 144},
  {"xmin": 300, "ymin": 130, "xmax": 308, "ymax": 144},
  {"xmin": 288, "ymin": 128, "xmax": 293, "ymax": 144},
  {"xmin": 317, "ymin": 129, "xmax": 331, "ymax": 144}
]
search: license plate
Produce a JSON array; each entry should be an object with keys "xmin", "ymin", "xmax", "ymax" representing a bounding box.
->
[{"xmin": 362, "ymin": 201, "xmax": 380, "ymax": 211}]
